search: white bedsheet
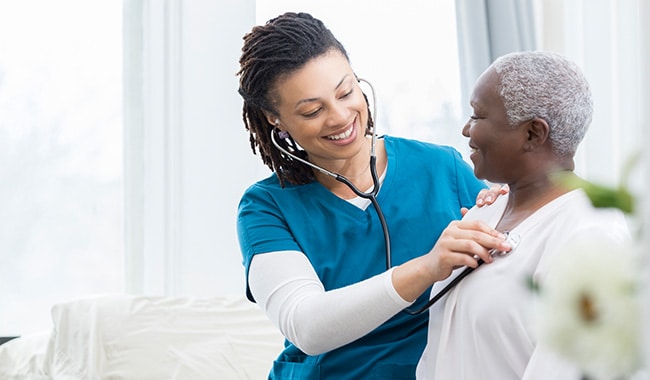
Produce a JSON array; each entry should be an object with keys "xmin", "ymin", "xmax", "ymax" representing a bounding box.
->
[{"xmin": 0, "ymin": 294, "xmax": 283, "ymax": 380}]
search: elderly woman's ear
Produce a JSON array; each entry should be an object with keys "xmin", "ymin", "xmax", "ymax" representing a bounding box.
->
[{"xmin": 523, "ymin": 117, "xmax": 551, "ymax": 151}]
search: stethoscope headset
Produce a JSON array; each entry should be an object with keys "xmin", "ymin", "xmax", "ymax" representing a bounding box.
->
[{"xmin": 269, "ymin": 77, "xmax": 520, "ymax": 315}]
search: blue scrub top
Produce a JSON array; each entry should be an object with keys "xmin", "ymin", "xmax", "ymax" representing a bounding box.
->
[{"xmin": 237, "ymin": 135, "xmax": 486, "ymax": 380}]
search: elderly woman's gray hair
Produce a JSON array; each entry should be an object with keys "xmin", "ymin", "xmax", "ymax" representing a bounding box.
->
[{"xmin": 491, "ymin": 51, "xmax": 592, "ymax": 157}]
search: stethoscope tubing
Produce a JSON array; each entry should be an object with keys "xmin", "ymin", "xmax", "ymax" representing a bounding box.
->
[
  {"xmin": 270, "ymin": 129, "xmax": 392, "ymax": 269},
  {"xmin": 405, "ymin": 231, "xmax": 520, "ymax": 315},
  {"xmin": 269, "ymin": 78, "xmax": 392, "ymax": 268},
  {"xmin": 333, "ymin": 154, "xmax": 391, "ymax": 268},
  {"xmin": 269, "ymin": 77, "xmax": 516, "ymax": 316},
  {"xmin": 405, "ymin": 259, "xmax": 485, "ymax": 315}
]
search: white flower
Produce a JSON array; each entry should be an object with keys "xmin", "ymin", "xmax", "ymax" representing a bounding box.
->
[{"xmin": 536, "ymin": 236, "xmax": 642, "ymax": 380}]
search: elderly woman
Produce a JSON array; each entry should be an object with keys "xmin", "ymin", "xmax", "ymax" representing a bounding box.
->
[{"xmin": 415, "ymin": 51, "xmax": 630, "ymax": 380}]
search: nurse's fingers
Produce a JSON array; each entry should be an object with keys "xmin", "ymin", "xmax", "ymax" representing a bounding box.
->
[{"xmin": 437, "ymin": 220, "xmax": 512, "ymax": 267}]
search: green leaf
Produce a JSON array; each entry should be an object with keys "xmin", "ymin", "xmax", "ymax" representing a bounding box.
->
[{"xmin": 552, "ymin": 172, "xmax": 635, "ymax": 214}]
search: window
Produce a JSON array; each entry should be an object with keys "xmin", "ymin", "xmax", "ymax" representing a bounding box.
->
[
  {"xmin": 535, "ymin": 0, "xmax": 644, "ymax": 190},
  {"xmin": 0, "ymin": 1, "xmax": 123, "ymax": 334},
  {"xmin": 256, "ymin": 1, "xmax": 466, "ymax": 150},
  {"xmin": 119, "ymin": 2, "xmax": 464, "ymax": 301}
]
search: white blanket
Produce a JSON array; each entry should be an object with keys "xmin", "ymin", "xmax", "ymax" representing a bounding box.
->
[{"xmin": 0, "ymin": 294, "xmax": 283, "ymax": 380}]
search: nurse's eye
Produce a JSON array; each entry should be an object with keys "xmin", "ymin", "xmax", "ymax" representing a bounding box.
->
[
  {"xmin": 303, "ymin": 108, "xmax": 323, "ymax": 118},
  {"xmin": 340, "ymin": 89, "xmax": 353, "ymax": 99}
]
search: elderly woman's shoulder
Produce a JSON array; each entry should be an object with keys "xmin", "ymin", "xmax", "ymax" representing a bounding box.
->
[{"xmin": 568, "ymin": 189, "xmax": 632, "ymax": 242}]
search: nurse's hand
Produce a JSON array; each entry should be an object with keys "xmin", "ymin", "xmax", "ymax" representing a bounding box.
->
[
  {"xmin": 462, "ymin": 184, "xmax": 509, "ymax": 216},
  {"xmin": 391, "ymin": 219, "xmax": 511, "ymax": 302},
  {"xmin": 428, "ymin": 219, "xmax": 510, "ymax": 278}
]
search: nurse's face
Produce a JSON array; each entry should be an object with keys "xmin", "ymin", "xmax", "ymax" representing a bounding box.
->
[{"xmin": 270, "ymin": 49, "xmax": 369, "ymax": 169}]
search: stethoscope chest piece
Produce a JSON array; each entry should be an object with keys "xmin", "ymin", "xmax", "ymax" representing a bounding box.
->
[
  {"xmin": 492, "ymin": 231, "xmax": 521, "ymax": 257},
  {"xmin": 405, "ymin": 230, "xmax": 522, "ymax": 315}
]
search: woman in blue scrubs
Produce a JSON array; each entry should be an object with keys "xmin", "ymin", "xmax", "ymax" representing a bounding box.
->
[{"xmin": 236, "ymin": 12, "xmax": 509, "ymax": 380}]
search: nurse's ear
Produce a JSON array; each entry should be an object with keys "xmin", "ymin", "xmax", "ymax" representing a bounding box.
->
[
  {"xmin": 263, "ymin": 112, "xmax": 281, "ymax": 128},
  {"xmin": 524, "ymin": 117, "xmax": 550, "ymax": 152}
]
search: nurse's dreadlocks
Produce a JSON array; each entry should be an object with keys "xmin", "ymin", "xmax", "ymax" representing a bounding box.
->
[{"xmin": 237, "ymin": 12, "xmax": 374, "ymax": 187}]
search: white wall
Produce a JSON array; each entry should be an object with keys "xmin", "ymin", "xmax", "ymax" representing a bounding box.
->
[
  {"xmin": 124, "ymin": 0, "xmax": 267, "ymax": 297},
  {"xmin": 538, "ymin": 0, "xmax": 644, "ymax": 189}
]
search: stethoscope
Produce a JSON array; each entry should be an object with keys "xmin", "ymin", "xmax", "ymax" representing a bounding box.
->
[
  {"xmin": 269, "ymin": 78, "xmax": 520, "ymax": 314},
  {"xmin": 270, "ymin": 78, "xmax": 392, "ymax": 270},
  {"xmin": 404, "ymin": 231, "xmax": 521, "ymax": 314}
]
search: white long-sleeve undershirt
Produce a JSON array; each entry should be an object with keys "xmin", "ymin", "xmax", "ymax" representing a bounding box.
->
[{"xmin": 248, "ymin": 250, "xmax": 413, "ymax": 355}]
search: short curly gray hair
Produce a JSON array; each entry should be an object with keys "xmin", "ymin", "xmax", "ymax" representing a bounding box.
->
[{"xmin": 491, "ymin": 51, "xmax": 593, "ymax": 157}]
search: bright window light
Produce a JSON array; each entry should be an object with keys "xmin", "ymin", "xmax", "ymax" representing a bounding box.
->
[
  {"xmin": 0, "ymin": 0, "xmax": 123, "ymax": 335},
  {"xmin": 256, "ymin": 1, "xmax": 465, "ymax": 150}
]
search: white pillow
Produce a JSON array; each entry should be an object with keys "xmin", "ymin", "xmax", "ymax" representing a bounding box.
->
[
  {"xmin": 47, "ymin": 294, "xmax": 283, "ymax": 380},
  {"xmin": 0, "ymin": 331, "xmax": 53, "ymax": 380}
]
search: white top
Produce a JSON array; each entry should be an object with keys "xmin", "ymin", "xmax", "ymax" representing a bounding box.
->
[{"xmin": 416, "ymin": 189, "xmax": 631, "ymax": 380}]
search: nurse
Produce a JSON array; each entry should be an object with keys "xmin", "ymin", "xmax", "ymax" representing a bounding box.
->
[{"xmin": 236, "ymin": 12, "xmax": 508, "ymax": 379}]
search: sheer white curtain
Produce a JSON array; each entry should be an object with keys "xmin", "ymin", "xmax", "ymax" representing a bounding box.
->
[
  {"xmin": 537, "ymin": 0, "xmax": 644, "ymax": 188},
  {"xmin": 643, "ymin": 1, "xmax": 650, "ymax": 371},
  {"xmin": 454, "ymin": 0, "xmax": 537, "ymax": 114}
]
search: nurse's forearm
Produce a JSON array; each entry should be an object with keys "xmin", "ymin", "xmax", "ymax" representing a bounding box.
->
[
  {"xmin": 249, "ymin": 251, "xmax": 412, "ymax": 355},
  {"xmin": 391, "ymin": 255, "xmax": 439, "ymax": 302}
]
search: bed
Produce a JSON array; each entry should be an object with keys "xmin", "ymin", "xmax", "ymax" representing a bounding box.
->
[{"xmin": 0, "ymin": 294, "xmax": 284, "ymax": 379}]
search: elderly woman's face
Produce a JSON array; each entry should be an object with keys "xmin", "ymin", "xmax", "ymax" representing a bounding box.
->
[{"xmin": 462, "ymin": 68, "xmax": 526, "ymax": 183}]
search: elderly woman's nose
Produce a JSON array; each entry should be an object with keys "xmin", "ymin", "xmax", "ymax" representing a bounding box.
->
[{"xmin": 462, "ymin": 120, "xmax": 471, "ymax": 137}]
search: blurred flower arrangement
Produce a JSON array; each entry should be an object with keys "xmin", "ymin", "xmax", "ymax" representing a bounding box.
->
[
  {"xmin": 537, "ymin": 237, "xmax": 641, "ymax": 380},
  {"xmin": 534, "ymin": 154, "xmax": 647, "ymax": 380}
]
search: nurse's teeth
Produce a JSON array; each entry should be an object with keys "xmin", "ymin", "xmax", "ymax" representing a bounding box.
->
[{"xmin": 328, "ymin": 126, "xmax": 353, "ymax": 140}]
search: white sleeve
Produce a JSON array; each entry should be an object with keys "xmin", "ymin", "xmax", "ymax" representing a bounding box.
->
[{"xmin": 248, "ymin": 250, "xmax": 413, "ymax": 355}]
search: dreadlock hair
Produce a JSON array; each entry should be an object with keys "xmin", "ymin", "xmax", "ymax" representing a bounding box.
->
[{"xmin": 237, "ymin": 12, "xmax": 374, "ymax": 187}]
